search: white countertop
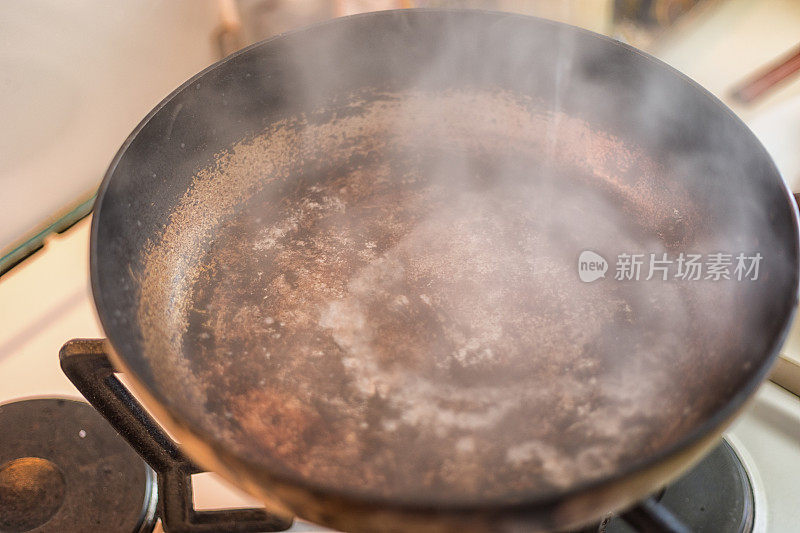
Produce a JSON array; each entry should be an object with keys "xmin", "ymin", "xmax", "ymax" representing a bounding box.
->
[{"xmin": 0, "ymin": 0, "xmax": 220, "ymax": 255}]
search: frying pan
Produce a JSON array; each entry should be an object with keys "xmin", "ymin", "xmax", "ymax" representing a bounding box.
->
[{"xmin": 80, "ymin": 9, "xmax": 799, "ymax": 532}]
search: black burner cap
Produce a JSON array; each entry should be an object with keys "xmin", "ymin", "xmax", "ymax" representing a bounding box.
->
[{"xmin": 0, "ymin": 398, "xmax": 157, "ymax": 533}]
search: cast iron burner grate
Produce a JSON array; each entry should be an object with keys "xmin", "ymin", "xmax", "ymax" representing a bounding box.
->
[
  {"xmin": 55, "ymin": 339, "xmax": 754, "ymax": 533},
  {"xmin": 57, "ymin": 339, "xmax": 293, "ymax": 533}
]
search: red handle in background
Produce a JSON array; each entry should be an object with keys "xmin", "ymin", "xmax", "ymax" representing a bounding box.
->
[{"xmin": 732, "ymin": 44, "xmax": 800, "ymax": 105}]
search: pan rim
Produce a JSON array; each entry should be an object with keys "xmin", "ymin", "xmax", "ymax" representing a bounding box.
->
[{"xmin": 89, "ymin": 7, "xmax": 800, "ymax": 517}]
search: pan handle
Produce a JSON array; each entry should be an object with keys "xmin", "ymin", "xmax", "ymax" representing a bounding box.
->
[{"xmin": 59, "ymin": 338, "xmax": 294, "ymax": 533}]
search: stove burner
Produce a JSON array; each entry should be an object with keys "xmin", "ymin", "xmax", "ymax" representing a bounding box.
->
[
  {"xmin": 0, "ymin": 457, "xmax": 66, "ymax": 531},
  {"xmin": 0, "ymin": 398, "xmax": 157, "ymax": 533},
  {"xmin": 601, "ymin": 439, "xmax": 755, "ymax": 533}
]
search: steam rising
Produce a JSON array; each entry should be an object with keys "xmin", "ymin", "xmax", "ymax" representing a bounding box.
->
[{"xmin": 134, "ymin": 9, "xmax": 791, "ymax": 507}]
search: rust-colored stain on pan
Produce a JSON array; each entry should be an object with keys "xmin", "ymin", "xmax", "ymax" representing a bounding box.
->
[{"xmin": 138, "ymin": 89, "xmax": 747, "ymax": 504}]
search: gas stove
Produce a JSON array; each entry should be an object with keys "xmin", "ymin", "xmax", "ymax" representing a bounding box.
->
[
  {"xmin": 3, "ymin": 1, "xmax": 800, "ymax": 532},
  {"xmin": 0, "ymin": 219, "xmax": 799, "ymax": 532}
]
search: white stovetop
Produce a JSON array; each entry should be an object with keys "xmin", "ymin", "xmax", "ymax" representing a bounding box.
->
[{"xmin": 0, "ymin": 0, "xmax": 221, "ymax": 255}]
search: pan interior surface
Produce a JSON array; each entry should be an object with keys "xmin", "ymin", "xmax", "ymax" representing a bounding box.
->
[{"xmin": 137, "ymin": 89, "xmax": 768, "ymax": 504}]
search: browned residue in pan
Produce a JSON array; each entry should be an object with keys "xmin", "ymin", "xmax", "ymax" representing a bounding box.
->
[{"xmin": 138, "ymin": 90, "xmax": 744, "ymax": 504}]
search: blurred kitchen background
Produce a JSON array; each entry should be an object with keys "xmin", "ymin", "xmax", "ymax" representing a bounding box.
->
[{"xmin": 3, "ymin": 0, "xmax": 800, "ymax": 275}]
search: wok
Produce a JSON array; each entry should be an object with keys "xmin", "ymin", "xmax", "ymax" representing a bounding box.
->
[{"xmin": 79, "ymin": 9, "xmax": 799, "ymax": 532}]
